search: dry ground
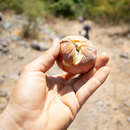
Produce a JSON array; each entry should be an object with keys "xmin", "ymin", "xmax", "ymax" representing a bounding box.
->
[{"xmin": 0, "ymin": 14, "xmax": 130, "ymax": 130}]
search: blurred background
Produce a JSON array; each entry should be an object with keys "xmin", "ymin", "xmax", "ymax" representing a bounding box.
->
[{"xmin": 0, "ymin": 0, "xmax": 130, "ymax": 130}]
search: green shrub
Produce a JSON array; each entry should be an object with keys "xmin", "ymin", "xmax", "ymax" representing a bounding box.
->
[
  {"xmin": 22, "ymin": 0, "xmax": 45, "ymax": 39},
  {"xmin": 23, "ymin": 0, "xmax": 45, "ymax": 22},
  {"xmin": 0, "ymin": 0, "xmax": 23, "ymax": 13},
  {"xmin": 46, "ymin": 0, "xmax": 76, "ymax": 17},
  {"xmin": 77, "ymin": 0, "xmax": 130, "ymax": 21},
  {"xmin": 22, "ymin": 22, "xmax": 39, "ymax": 39},
  {"xmin": 0, "ymin": 0, "xmax": 129, "ymax": 22}
]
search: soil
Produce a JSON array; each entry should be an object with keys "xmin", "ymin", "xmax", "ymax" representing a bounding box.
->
[{"xmin": 0, "ymin": 13, "xmax": 130, "ymax": 130}]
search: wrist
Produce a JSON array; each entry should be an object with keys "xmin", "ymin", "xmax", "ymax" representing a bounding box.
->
[{"xmin": 0, "ymin": 108, "xmax": 20, "ymax": 130}]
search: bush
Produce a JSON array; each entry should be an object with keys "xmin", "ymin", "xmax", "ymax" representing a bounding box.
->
[
  {"xmin": 23, "ymin": 0, "xmax": 45, "ymax": 22},
  {"xmin": 0, "ymin": 0, "xmax": 46, "ymax": 39},
  {"xmin": 22, "ymin": 22, "xmax": 39, "ymax": 39},
  {"xmin": 0, "ymin": 0, "xmax": 129, "ymax": 22},
  {"xmin": 46, "ymin": 0, "xmax": 130, "ymax": 21},
  {"xmin": 48, "ymin": 0, "xmax": 76, "ymax": 17},
  {"xmin": 0, "ymin": 0, "xmax": 23, "ymax": 13},
  {"xmin": 22, "ymin": 0, "xmax": 45, "ymax": 39},
  {"xmin": 81, "ymin": 0, "xmax": 130, "ymax": 21}
]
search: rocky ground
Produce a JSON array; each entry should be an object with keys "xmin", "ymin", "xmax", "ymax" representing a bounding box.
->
[{"xmin": 0, "ymin": 12, "xmax": 130, "ymax": 130}]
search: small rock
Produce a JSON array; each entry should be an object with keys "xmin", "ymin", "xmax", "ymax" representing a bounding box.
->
[
  {"xmin": 41, "ymin": 26, "xmax": 52, "ymax": 35},
  {"xmin": 18, "ymin": 71, "xmax": 21, "ymax": 76},
  {"xmin": 113, "ymin": 32, "xmax": 120, "ymax": 36},
  {"xmin": 0, "ymin": 104, "xmax": 6, "ymax": 111},
  {"xmin": 0, "ymin": 45, "xmax": 3, "ymax": 51},
  {"xmin": 2, "ymin": 21, "xmax": 11, "ymax": 29},
  {"xmin": 0, "ymin": 12, "xmax": 3, "ymax": 21},
  {"xmin": 115, "ymin": 39, "xmax": 123, "ymax": 45},
  {"xmin": 78, "ymin": 16, "xmax": 84, "ymax": 22},
  {"xmin": 0, "ymin": 36, "xmax": 11, "ymax": 43},
  {"xmin": 43, "ymin": 37, "xmax": 49, "ymax": 42},
  {"xmin": 49, "ymin": 33, "xmax": 58, "ymax": 40},
  {"xmin": 1, "ymin": 42, "xmax": 8, "ymax": 47},
  {"xmin": 123, "ymin": 99, "xmax": 130, "ymax": 107},
  {"xmin": 0, "ymin": 43, "xmax": 9, "ymax": 54},
  {"xmin": 39, "ymin": 42, "xmax": 49, "ymax": 51},
  {"xmin": 127, "ymin": 34, "xmax": 130, "ymax": 39},
  {"xmin": 37, "ymin": 18, "xmax": 43, "ymax": 25},
  {"xmin": 8, "ymin": 55, "xmax": 13, "ymax": 60},
  {"xmin": 31, "ymin": 41, "xmax": 49, "ymax": 51},
  {"xmin": 80, "ymin": 30, "xmax": 86, "ymax": 36},
  {"xmin": 2, "ymin": 47, "xmax": 9, "ymax": 53},
  {"xmin": 0, "ymin": 97, "xmax": 7, "ymax": 112},
  {"xmin": 11, "ymin": 35, "xmax": 20, "ymax": 41},
  {"xmin": 122, "ymin": 109, "xmax": 129, "ymax": 114},
  {"xmin": 96, "ymin": 101, "xmax": 104, "ymax": 106},
  {"xmin": 17, "ymin": 54, "xmax": 24, "ymax": 60},
  {"xmin": 120, "ymin": 54, "xmax": 129, "ymax": 59},
  {"xmin": 0, "ymin": 51, "xmax": 3, "ymax": 56},
  {"xmin": 17, "ymin": 41, "xmax": 29, "ymax": 48},
  {"xmin": 0, "ymin": 88, "xmax": 7, "ymax": 97},
  {"xmin": 8, "ymin": 71, "xmax": 20, "ymax": 80},
  {"xmin": 17, "ymin": 24, "xmax": 23, "ymax": 29},
  {"xmin": 39, "ymin": 25, "xmax": 44, "ymax": 32},
  {"xmin": 0, "ymin": 75, "xmax": 4, "ymax": 84},
  {"xmin": 127, "ymin": 117, "xmax": 130, "ymax": 122},
  {"xmin": 15, "ymin": 15, "xmax": 24, "ymax": 20}
]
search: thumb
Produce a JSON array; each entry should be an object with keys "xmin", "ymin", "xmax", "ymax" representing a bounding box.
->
[{"xmin": 25, "ymin": 39, "xmax": 60, "ymax": 73}]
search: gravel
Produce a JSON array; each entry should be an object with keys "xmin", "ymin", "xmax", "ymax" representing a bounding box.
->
[
  {"xmin": 8, "ymin": 55, "xmax": 13, "ymax": 60},
  {"xmin": 2, "ymin": 21, "xmax": 12, "ymax": 29},
  {"xmin": 31, "ymin": 41, "xmax": 49, "ymax": 51},
  {"xmin": 0, "ymin": 75, "xmax": 4, "ymax": 84},
  {"xmin": 0, "ymin": 12, "xmax": 3, "ymax": 21},
  {"xmin": 127, "ymin": 117, "xmax": 130, "ymax": 122},
  {"xmin": 11, "ymin": 35, "xmax": 20, "ymax": 41},
  {"xmin": 17, "ymin": 54, "xmax": 24, "ymax": 60},
  {"xmin": 0, "ymin": 88, "xmax": 7, "ymax": 97},
  {"xmin": 120, "ymin": 54, "xmax": 129, "ymax": 59},
  {"xmin": 1, "ymin": 42, "xmax": 8, "ymax": 48}
]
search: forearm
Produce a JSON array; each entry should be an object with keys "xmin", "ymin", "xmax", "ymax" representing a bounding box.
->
[{"xmin": 0, "ymin": 110, "xmax": 20, "ymax": 130}]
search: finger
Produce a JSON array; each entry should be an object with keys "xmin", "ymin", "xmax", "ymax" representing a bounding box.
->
[
  {"xmin": 95, "ymin": 52, "xmax": 109, "ymax": 70},
  {"xmin": 59, "ymin": 85, "xmax": 80, "ymax": 116},
  {"xmin": 25, "ymin": 39, "xmax": 60, "ymax": 73},
  {"xmin": 75, "ymin": 67, "xmax": 110, "ymax": 106},
  {"xmin": 70, "ymin": 52, "xmax": 109, "ymax": 87}
]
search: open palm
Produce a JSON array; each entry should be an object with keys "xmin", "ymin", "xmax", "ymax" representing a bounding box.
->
[{"xmin": 5, "ymin": 41, "xmax": 109, "ymax": 130}]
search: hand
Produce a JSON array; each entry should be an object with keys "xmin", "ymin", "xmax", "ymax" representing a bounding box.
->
[{"xmin": 0, "ymin": 41, "xmax": 110, "ymax": 130}]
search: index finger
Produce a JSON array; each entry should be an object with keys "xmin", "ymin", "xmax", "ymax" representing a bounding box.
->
[{"xmin": 75, "ymin": 67, "xmax": 110, "ymax": 106}]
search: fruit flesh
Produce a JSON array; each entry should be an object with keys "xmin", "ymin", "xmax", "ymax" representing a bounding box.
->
[{"xmin": 73, "ymin": 42, "xmax": 84, "ymax": 65}]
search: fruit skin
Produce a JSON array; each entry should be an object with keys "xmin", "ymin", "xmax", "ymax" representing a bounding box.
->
[{"xmin": 57, "ymin": 36, "xmax": 97, "ymax": 74}]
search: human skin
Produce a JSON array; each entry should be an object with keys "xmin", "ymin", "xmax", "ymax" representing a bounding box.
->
[{"xmin": 0, "ymin": 40, "xmax": 110, "ymax": 130}]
